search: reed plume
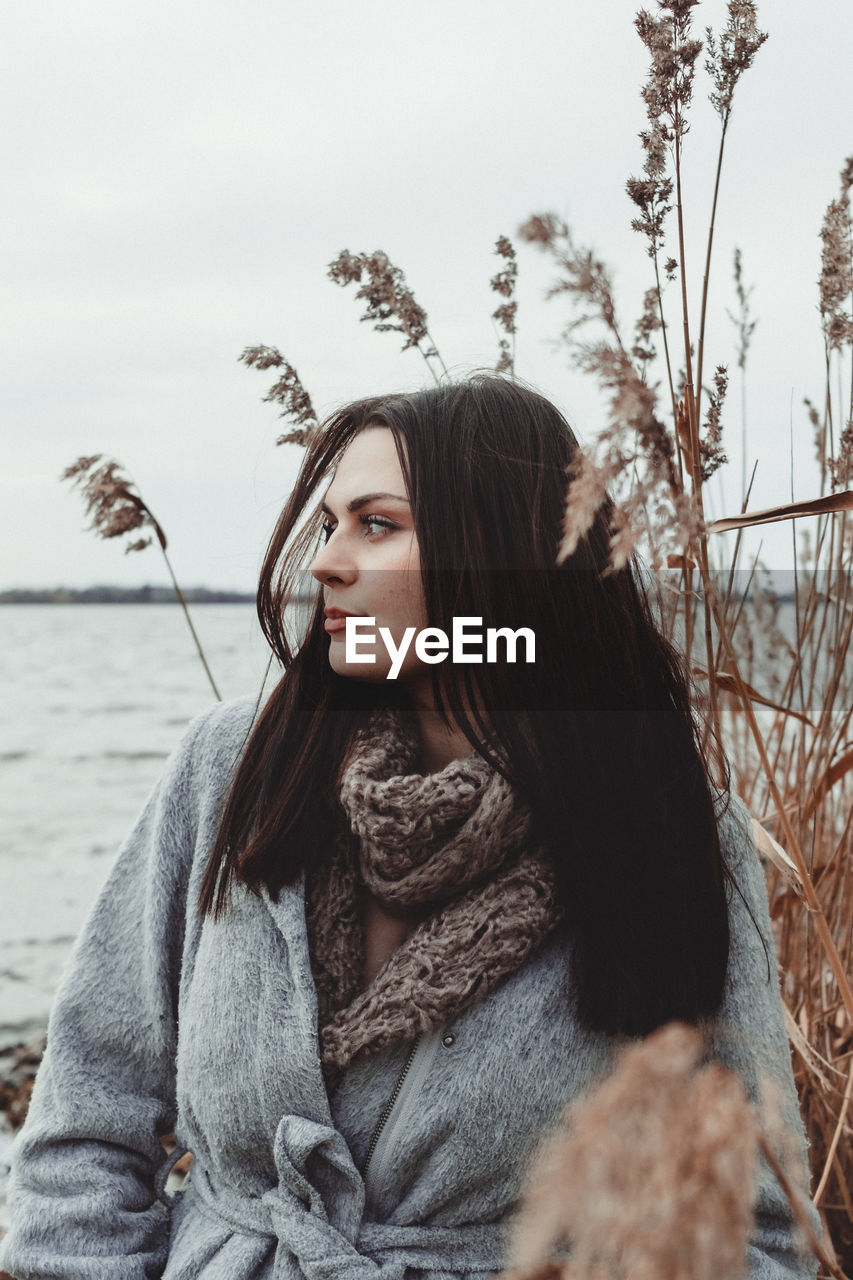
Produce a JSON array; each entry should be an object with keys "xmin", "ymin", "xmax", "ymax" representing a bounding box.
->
[
  {"xmin": 503, "ymin": 1022, "xmax": 764, "ymax": 1280},
  {"xmin": 705, "ymin": 2, "xmax": 769, "ymax": 126},
  {"xmin": 502, "ymin": 1021, "xmax": 838, "ymax": 1280},
  {"xmin": 701, "ymin": 363, "xmax": 729, "ymax": 479},
  {"xmin": 239, "ymin": 345, "xmax": 321, "ymax": 447},
  {"xmin": 327, "ymin": 248, "xmax": 448, "ymax": 384},
  {"xmin": 727, "ymin": 247, "xmax": 758, "ymax": 499},
  {"xmin": 60, "ymin": 456, "xmax": 221, "ymax": 701},
  {"xmin": 61, "ymin": 455, "xmax": 161, "ymax": 552},
  {"xmin": 491, "ymin": 235, "xmax": 518, "ymax": 375},
  {"xmin": 818, "ymin": 158, "xmax": 853, "ymax": 354}
]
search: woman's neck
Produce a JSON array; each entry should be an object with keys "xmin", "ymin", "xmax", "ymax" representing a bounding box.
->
[{"xmin": 404, "ymin": 688, "xmax": 481, "ymax": 774}]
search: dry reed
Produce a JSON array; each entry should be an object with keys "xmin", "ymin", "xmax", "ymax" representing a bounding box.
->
[
  {"xmin": 327, "ymin": 248, "xmax": 448, "ymax": 385},
  {"xmin": 514, "ymin": 1, "xmax": 851, "ymax": 1270},
  {"xmin": 501, "ymin": 1022, "xmax": 833, "ymax": 1280},
  {"xmin": 491, "ymin": 235, "xmax": 519, "ymax": 375},
  {"xmin": 503, "ymin": 1023, "xmax": 754, "ymax": 1280},
  {"xmin": 60, "ymin": 456, "xmax": 221, "ymax": 701},
  {"xmin": 239, "ymin": 345, "xmax": 321, "ymax": 448}
]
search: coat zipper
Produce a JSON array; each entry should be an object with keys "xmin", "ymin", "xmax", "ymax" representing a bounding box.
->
[
  {"xmin": 362, "ymin": 1034, "xmax": 421, "ymax": 1179},
  {"xmin": 361, "ymin": 1026, "xmax": 446, "ymax": 1215}
]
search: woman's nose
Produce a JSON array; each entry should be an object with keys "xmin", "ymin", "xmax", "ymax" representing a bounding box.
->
[{"xmin": 310, "ymin": 533, "xmax": 357, "ymax": 586}]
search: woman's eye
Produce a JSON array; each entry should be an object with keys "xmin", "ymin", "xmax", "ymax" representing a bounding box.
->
[
  {"xmin": 320, "ymin": 515, "xmax": 395, "ymax": 544},
  {"xmin": 361, "ymin": 515, "xmax": 396, "ymax": 537}
]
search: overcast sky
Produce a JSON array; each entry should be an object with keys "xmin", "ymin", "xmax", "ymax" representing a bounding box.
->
[{"xmin": 3, "ymin": 0, "xmax": 852, "ymax": 593}]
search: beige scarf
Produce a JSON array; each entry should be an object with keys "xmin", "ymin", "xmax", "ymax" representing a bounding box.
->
[{"xmin": 304, "ymin": 700, "xmax": 565, "ymax": 1093}]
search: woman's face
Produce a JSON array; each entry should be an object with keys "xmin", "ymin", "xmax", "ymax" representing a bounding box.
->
[{"xmin": 310, "ymin": 426, "xmax": 430, "ymax": 685}]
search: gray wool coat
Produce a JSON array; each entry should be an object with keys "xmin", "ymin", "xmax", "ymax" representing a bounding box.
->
[{"xmin": 1, "ymin": 696, "xmax": 821, "ymax": 1280}]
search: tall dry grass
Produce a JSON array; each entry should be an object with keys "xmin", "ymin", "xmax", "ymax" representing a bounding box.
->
[
  {"xmin": 246, "ymin": 2, "xmax": 852, "ymax": 1273},
  {"xmin": 509, "ymin": 1, "xmax": 853, "ymax": 1273}
]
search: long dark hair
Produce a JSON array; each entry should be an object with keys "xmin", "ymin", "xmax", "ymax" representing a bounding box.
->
[{"xmin": 199, "ymin": 373, "xmax": 739, "ymax": 1039}]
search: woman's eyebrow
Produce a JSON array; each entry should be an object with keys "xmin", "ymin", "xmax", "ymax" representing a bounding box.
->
[{"xmin": 320, "ymin": 492, "xmax": 410, "ymax": 515}]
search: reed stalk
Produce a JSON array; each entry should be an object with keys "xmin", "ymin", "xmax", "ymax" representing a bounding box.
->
[{"xmin": 61, "ymin": 456, "xmax": 222, "ymax": 702}]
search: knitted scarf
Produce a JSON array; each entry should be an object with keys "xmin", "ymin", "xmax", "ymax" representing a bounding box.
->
[{"xmin": 304, "ymin": 700, "xmax": 565, "ymax": 1094}]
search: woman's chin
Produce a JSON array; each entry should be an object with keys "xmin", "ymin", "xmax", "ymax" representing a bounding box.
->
[
  {"xmin": 327, "ymin": 652, "xmax": 429, "ymax": 687},
  {"xmin": 328, "ymin": 654, "xmax": 393, "ymax": 683}
]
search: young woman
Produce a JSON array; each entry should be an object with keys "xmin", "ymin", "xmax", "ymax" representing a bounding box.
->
[{"xmin": 1, "ymin": 375, "xmax": 819, "ymax": 1280}]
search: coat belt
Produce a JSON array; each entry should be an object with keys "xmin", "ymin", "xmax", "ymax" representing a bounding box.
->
[{"xmin": 190, "ymin": 1158, "xmax": 505, "ymax": 1280}]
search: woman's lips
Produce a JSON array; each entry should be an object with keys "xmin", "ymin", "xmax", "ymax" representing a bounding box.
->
[{"xmin": 324, "ymin": 614, "xmax": 367, "ymax": 635}]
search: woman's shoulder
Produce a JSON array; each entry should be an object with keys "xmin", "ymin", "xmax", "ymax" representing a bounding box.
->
[
  {"xmin": 180, "ymin": 691, "xmax": 265, "ymax": 755},
  {"xmin": 711, "ymin": 787, "xmax": 778, "ymax": 972},
  {"xmin": 161, "ymin": 692, "xmax": 267, "ymax": 809},
  {"xmin": 708, "ymin": 786, "xmax": 759, "ymax": 873},
  {"xmin": 714, "ymin": 782, "xmax": 764, "ymax": 869}
]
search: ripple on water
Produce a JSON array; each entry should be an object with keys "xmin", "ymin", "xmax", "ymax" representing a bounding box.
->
[
  {"xmin": 102, "ymin": 749, "xmax": 169, "ymax": 761},
  {"xmin": 80, "ymin": 704, "xmax": 143, "ymax": 716},
  {"xmin": 4, "ymin": 935, "xmax": 78, "ymax": 949},
  {"xmin": 71, "ymin": 750, "xmax": 170, "ymax": 762}
]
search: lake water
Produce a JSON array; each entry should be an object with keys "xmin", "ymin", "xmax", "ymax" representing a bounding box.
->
[{"xmin": 0, "ymin": 604, "xmax": 279, "ymax": 1051}]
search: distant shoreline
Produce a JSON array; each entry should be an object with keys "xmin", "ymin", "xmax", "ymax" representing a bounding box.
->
[
  {"xmin": 0, "ymin": 586, "xmax": 258, "ymax": 604},
  {"xmin": 0, "ymin": 586, "xmax": 799, "ymax": 605}
]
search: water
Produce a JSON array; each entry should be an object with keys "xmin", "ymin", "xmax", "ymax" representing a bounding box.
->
[{"xmin": 0, "ymin": 604, "xmax": 277, "ymax": 1050}]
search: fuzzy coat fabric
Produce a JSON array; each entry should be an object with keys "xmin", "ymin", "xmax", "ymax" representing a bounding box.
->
[{"xmin": 1, "ymin": 696, "xmax": 822, "ymax": 1280}]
